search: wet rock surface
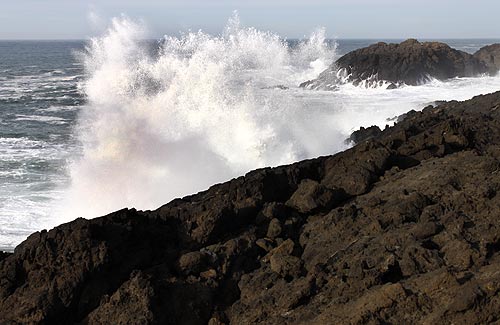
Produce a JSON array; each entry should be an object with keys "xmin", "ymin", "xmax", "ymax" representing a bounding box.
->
[
  {"xmin": 3, "ymin": 91, "xmax": 500, "ymax": 323},
  {"xmin": 301, "ymin": 39, "xmax": 489, "ymax": 89}
]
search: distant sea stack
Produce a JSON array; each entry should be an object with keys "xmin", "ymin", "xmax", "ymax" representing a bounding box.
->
[
  {"xmin": 474, "ymin": 43, "xmax": 500, "ymax": 73},
  {"xmin": 2, "ymin": 91, "xmax": 500, "ymax": 323},
  {"xmin": 301, "ymin": 39, "xmax": 494, "ymax": 89}
]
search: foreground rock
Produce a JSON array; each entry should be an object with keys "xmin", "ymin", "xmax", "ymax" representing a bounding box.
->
[
  {"xmin": 301, "ymin": 39, "xmax": 489, "ymax": 89},
  {"xmin": 0, "ymin": 251, "xmax": 10, "ymax": 262},
  {"xmin": 474, "ymin": 44, "xmax": 500, "ymax": 74},
  {"xmin": 2, "ymin": 91, "xmax": 500, "ymax": 323},
  {"xmin": 347, "ymin": 125, "xmax": 382, "ymax": 144}
]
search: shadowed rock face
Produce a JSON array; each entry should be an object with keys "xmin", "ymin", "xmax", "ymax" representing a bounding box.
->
[
  {"xmin": 347, "ymin": 125, "xmax": 382, "ymax": 145},
  {"xmin": 474, "ymin": 44, "xmax": 500, "ymax": 74},
  {"xmin": 0, "ymin": 252, "xmax": 10, "ymax": 262},
  {"xmin": 301, "ymin": 39, "xmax": 489, "ymax": 89},
  {"xmin": 2, "ymin": 91, "xmax": 500, "ymax": 324}
]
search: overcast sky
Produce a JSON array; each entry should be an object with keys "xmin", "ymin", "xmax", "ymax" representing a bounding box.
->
[{"xmin": 1, "ymin": 0, "xmax": 499, "ymax": 40}]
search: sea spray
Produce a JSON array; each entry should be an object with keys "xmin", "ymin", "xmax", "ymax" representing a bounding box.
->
[
  {"xmin": 58, "ymin": 14, "xmax": 339, "ymax": 220},
  {"xmin": 57, "ymin": 14, "xmax": 500, "ymax": 222}
]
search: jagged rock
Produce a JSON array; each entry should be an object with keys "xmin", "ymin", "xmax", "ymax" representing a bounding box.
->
[
  {"xmin": 322, "ymin": 141, "xmax": 392, "ymax": 196},
  {"xmin": 269, "ymin": 253, "xmax": 302, "ymax": 278},
  {"xmin": 266, "ymin": 218, "xmax": 282, "ymax": 238},
  {"xmin": 386, "ymin": 83, "xmax": 398, "ymax": 90},
  {"xmin": 255, "ymin": 238, "xmax": 274, "ymax": 252},
  {"xmin": 200, "ymin": 269, "xmax": 217, "ymax": 279},
  {"xmin": 267, "ymin": 240, "xmax": 302, "ymax": 278},
  {"xmin": 3, "ymin": 92, "xmax": 500, "ymax": 323},
  {"xmin": 286, "ymin": 179, "xmax": 346, "ymax": 213},
  {"xmin": 447, "ymin": 283, "xmax": 483, "ymax": 312},
  {"xmin": 83, "ymin": 271, "xmax": 155, "ymax": 324},
  {"xmin": 177, "ymin": 251, "xmax": 211, "ymax": 276},
  {"xmin": 347, "ymin": 125, "xmax": 382, "ymax": 144},
  {"xmin": 260, "ymin": 202, "xmax": 287, "ymax": 220},
  {"xmin": 410, "ymin": 221, "xmax": 441, "ymax": 240},
  {"xmin": 441, "ymin": 240, "xmax": 475, "ymax": 270},
  {"xmin": 302, "ymin": 39, "xmax": 489, "ymax": 89},
  {"xmin": 474, "ymin": 43, "xmax": 500, "ymax": 73}
]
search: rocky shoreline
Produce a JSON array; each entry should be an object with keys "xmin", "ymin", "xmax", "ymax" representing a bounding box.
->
[{"xmin": 2, "ymin": 89, "xmax": 500, "ymax": 323}]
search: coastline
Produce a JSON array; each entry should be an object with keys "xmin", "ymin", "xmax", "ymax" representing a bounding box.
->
[{"xmin": 2, "ymin": 90, "xmax": 500, "ymax": 323}]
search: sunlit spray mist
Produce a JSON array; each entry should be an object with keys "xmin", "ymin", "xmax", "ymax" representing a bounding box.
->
[
  {"xmin": 53, "ymin": 13, "xmax": 500, "ymax": 224},
  {"xmin": 57, "ymin": 13, "xmax": 339, "ymax": 220}
]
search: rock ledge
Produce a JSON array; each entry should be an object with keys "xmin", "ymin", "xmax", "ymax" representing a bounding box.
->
[{"xmin": 2, "ymin": 92, "xmax": 500, "ymax": 324}]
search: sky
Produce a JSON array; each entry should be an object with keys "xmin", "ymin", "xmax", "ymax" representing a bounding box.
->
[{"xmin": 1, "ymin": 0, "xmax": 499, "ymax": 40}]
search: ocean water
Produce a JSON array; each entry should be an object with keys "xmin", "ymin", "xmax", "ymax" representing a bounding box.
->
[
  {"xmin": 0, "ymin": 41, "xmax": 84, "ymax": 250},
  {"xmin": 1, "ymin": 16, "xmax": 500, "ymax": 251}
]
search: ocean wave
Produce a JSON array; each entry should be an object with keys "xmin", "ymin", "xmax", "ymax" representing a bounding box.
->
[
  {"xmin": 0, "ymin": 188, "xmax": 65, "ymax": 250},
  {"xmin": 55, "ymin": 14, "xmax": 500, "ymax": 222},
  {"xmin": 0, "ymin": 137, "xmax": 71, "ymax": 161},
  {"xmin": 43, "ymin": 105, "xmax": 81, "ymax": 112},
  {"xmin": 0, "ymin": 133, "xmax": 73, "ymax": 249},
  {"xmin": 58, "ymin": 13, "xmax": 338, "ymax": 220},
  {"xmin": 15, "ymin": 114, "xmax": 68, "ymax": 124}
]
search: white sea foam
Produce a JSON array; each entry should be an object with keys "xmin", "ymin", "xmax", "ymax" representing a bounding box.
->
[
  {"xmin": 53, "ymin": 14, "xmax": 500, "ymax": 223},
  {"xmin": 0, "ymin": 69, "xmax": 80, "ymax": 102},
  {"xmin": 44, "ymin": 105, "xmax": 81, "ymax": 112},
  {"xmin": 15, "ymin": 114, "xmax": 68, "ymax": 124},
  {"xmin": 0, "ymin": 136, "xmax": 71, "ymax": 250}
]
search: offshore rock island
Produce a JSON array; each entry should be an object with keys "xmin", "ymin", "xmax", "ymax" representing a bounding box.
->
[
  {"xmin": 2, "ymin": 90, "xmax": 500, "ymax": 323},
  {"xmin": 301, "ymin": 39, "xmax": 499, "ymax": 89}
]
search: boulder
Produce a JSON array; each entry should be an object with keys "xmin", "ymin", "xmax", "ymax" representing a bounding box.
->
[
  {"xmin": 347, "ymin": 125, "xmax": 382, "ymax": 144},
  {"xmin": 267, "ymin": 239, "xmax": 302, "ymax": 278},
  {"xmin": 285, "ymin": 179, "xmax": 347, "ymax": 213},
  {"xmin": 177, "ymin": 251, "xmax": 211, "ymax": 276},
  {"xmin": 266, "ymin": 218, "xmax": 282, "ymax": 238}
]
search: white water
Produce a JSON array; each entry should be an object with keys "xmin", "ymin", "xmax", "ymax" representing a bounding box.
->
[{"xmin": 50, "ymin": 15, "xmax": 500, "ymax": 224}]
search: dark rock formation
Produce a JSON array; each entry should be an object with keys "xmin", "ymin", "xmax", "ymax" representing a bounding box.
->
[
  {"xmin": 347, "ymin": 125, "xmax": 382, "ymax": 144},
  {"xmin": 0, "ymin": 251, "xmax": 11, "ymax": 262},
  {"xmin": 3, "ymin": 91, "xmax": 500, "ymax": 323},
  {"xmin": 474, "ymin": 43, "xmax": 500, "ymax": 73},
  {"xmin": 301, "ymin": 39, "xmax": 489, "ymax": 89}
]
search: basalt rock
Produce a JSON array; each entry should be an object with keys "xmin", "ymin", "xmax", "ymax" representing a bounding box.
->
[
  {"xmin": 301, "ymin": 39, "xmax": 489, "ymax": 89},
  {"xmin": 3, "ymin": 91, "xmax": 500, "ymax": 323},
  {"xmin": 474, "ymin": 43, "xmax": 500, "ymax": 74},
  {"xmin": 347, "ymin": 125, "xmax": 382, "ymax": 144}
]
